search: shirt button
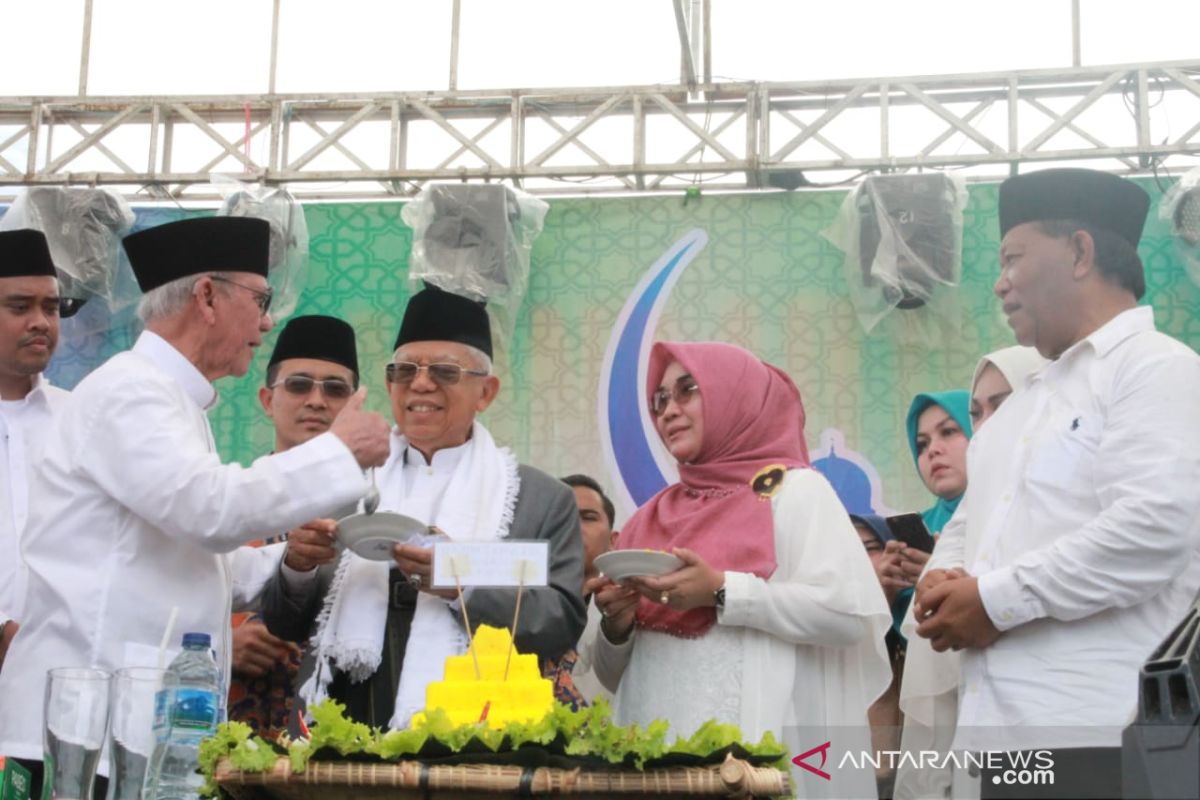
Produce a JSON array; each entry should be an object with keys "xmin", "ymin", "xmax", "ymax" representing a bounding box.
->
[
  {"xmin": 1002, "ymin": 493, "xmax": 1012, "ymax": 503},
  {"xmin": 426, "ymin": 467, "xmax": 434, "ymax": 476},
  {"xmin": 1001, "ymin": 610, "xmax": 1013, "ymax": 622}
]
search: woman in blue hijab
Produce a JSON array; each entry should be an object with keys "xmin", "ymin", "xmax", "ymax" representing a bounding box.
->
[
  {"xmin": 905, "ymin": 390, "xmax": 973, "ymax": 533},
  {"xmin": 877, "ymin": 391, "xmax": 974, "ymax": 645}
]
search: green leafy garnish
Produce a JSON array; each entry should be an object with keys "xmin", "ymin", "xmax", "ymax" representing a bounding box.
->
[
  {"xmin": 676, "ymin": 719, "xmax": 743, "ymax": 756},
  {"xmin": 307, "ymin": 700, "xmax": 374, "ymax": 755},
  {"xmin": 202, "ymin": 697, "xmax": 787, "ymax": 795},
  {"xmin": 745, "ymin": 729, "xmax": 784, "ymax": 756},
  {"xmin": 369, "ymin": 727, "xmax": 429, "ymax": 759},
  {"xmin": 287, "ymin": 737, "xmax": 316, "ymax": 773},
  {"xmin": 564, "ymin": 716, "xmax": 670, "ymax": 768},
  {"xmin": 197, "ymin": 720, "xmax": 278, "ymax": 797},
  {"xmin": 499, "ymin": 709, "xmax": 559, "ymax": 749},
  {"xmin": 411, "ymin": 707, "xmax": 487, "ymax": 751}
]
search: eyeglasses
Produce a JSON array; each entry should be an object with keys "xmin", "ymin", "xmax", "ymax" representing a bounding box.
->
[
  {"xmin": 650, "ymin": 376, "xmax": 700, "ymax": 417},
  {"xmin": 211, "ymin": 276, "xmax": 273, "ymax": 314},
  {"xmin": 269, "ymin": 374, "xmax": 355, "ymax": 400},
  {"xmin": 385, "ymin": 361, "xmax": 489, "ymax": 386}
]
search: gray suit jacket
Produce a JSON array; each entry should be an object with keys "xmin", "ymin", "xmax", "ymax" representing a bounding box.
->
[{"xmin": 261, "ymin": 463, "xmax": 586, "ymax": 725}]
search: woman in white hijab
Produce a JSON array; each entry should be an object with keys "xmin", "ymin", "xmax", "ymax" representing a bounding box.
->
[
  {"xmin": 968, "ymin": 346, "xmax": 1049, "ymax": 431},
  {"xmin": 893, "ymin": 346, "xmax": 1047, "ymax": 800}
]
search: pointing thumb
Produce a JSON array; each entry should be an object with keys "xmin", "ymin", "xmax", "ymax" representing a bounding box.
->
[{"xmin": 345, "ymin": 386, "xmax": 367, "ymax": 410}]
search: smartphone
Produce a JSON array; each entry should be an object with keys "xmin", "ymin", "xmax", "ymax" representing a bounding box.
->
[{"xmin": 886, "ymin": 513, "xmax": 936, "ymax": 554}]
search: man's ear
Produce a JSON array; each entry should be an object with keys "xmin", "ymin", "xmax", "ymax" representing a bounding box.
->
[
  {"xmin": 258, "ymin": 385, "xmax": 274, "ymax": 418},
  {"xmin": 475, "ymin": 374, "xmax": 501, "ymax": 413},
  {"xmin": 194, "ymin": 276, "xmax": 219, "ymax": 324},
  {"xmin": 609, "ymin": 530, "xmax": 619, "ymax": 551},
  {"xmin": 1070, "ymin": 230, "xmax": 1097, "ymax": 280}
]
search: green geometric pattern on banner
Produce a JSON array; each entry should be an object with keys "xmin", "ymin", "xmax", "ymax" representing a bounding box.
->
[{"xmin": 46, "ymin": 180, "xmax": 1200, "ymax": 518}]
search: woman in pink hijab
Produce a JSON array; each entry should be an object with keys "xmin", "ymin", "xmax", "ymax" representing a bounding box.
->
[{"xmin": 592, "ymin": 342, "xmax": 890, "ymax": 797}]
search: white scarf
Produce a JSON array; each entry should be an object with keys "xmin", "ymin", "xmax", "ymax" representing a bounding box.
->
[{"xmin": 299, "ymin": 422, "xmax": 520, "ymax": 729}]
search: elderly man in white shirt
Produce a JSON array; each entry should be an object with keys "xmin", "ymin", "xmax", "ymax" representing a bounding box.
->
[
  {"xmin": 0, "ymin": 217, "xmax": 391, "ymax": 787},
  {"xmin": 0, "ymin": 229, "xmax": 70, "ymax": 673},
  {"xmin": 914, "ymin": 168, "xmax": 1200, "ymax": 798}
]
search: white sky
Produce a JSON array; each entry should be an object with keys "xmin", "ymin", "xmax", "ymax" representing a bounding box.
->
[{"xmin": 0, "ymin": 0, "xmax": 1198, "ymax": 97}]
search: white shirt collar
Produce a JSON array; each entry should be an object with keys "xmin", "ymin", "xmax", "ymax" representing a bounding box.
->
[
  {"xmin": 1050, "ymin": 305, "xmax": 1154, "ymax": 368},
  {"xmin": 10, "ymin": 373, "xmax": 55, "ymax": 407},
  {"xmin": 132, "ymin": 330, "xmax": 218, "ymax": 410},
  {"xmin": 1085, "ymin": 305, "xmax": 1155, "ymax": 357},
  {"xmin": 400, "ymin": 430, "xmax": 471, "ymax": 470}
]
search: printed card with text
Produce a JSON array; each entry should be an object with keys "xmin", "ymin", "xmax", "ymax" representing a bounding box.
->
[{"xmin": 431, "ymin": 541, "xmax": 550, "ymax": 588}]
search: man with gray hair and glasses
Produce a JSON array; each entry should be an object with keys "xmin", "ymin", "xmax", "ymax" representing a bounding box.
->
[
  {"xmin": 0, "ymin": 217, "xmax": 390, "ymax": 786},
  {"xmin": 263, "ymin": 283, "xmax": 586, "ymax": 729}
]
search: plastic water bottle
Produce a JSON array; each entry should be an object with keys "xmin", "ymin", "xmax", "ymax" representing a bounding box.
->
[{"xmin": 142, "ymin": 633, "xmax": 223, "ymax": 800}]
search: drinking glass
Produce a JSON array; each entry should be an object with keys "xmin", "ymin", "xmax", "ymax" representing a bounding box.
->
[
  {"xmin": 106, "ymin": 667, "xmax": 165, "ymax": 800},
  {"xmin": 43, "ymin": 667, "xmax": 111, "ymax": 800}
]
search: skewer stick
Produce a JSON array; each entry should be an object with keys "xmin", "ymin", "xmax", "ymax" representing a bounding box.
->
[
  {"xmin": 450, "ymin": 556, "xmax": 482, "ymax": 680},
  {"xmin": 503, "ymin": 561, "xmax": 530, "ymax": 680}
]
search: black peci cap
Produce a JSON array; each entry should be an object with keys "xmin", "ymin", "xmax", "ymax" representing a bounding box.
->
[
  {"xmin": 268, "ymin": 314, "xmax": 359, "ymax": 375},
  {"xmin": 122, "ymin": 217, "xmax": 270, "ymax": 292},
  {"xmin": 0, "ymin": 229, "xmax": 58, "ymax": 279},
  {"xmin": 393, "ymin": 283, "xmax": 492, "ymax": 359},
  {"xmin": 998, "ymin": 168, "xmax": 1150, "ymax": 247}
]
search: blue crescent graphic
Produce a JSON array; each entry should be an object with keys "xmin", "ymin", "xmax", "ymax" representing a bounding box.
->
[{"xmin": 599, "ymin": 230, "xmax": 709, "ymax": 516}]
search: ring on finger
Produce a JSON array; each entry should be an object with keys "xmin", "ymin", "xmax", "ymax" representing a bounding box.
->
[
  {"xmin": 659, "ymin": 592, "xmax": 670, "ymax": 605},
  {"xmin": 408, "ymin": 573, "xmax": 423, "ymax": 590}
]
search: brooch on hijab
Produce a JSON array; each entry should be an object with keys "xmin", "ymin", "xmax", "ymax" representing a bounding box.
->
[{"xmin": 751, "ymin": 464, "xmax": 787, "ymax": 499}]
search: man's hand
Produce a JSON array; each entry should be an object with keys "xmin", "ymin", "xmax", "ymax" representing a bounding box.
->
[
  {"xmin": 632, "ymin": 548, "xmax": 725, "ymax": 611},
  {"xmin": 913, "ymin": 566, "xmax": 968, "ymax": 619},
  {"xmin": 592, "ymin": 576, "xmax": 641, "ymax": 644},
  {"xmin": 0, "ymin": 619, "xmax": 18, "ymax": 671},
  {"xmin": 392, "ymin": 543, "xmax": 458, "ymax": 601},
  {"xmin": 914, "ymin": 576, "xmax": 1001, "ymax": 651},
  {"xmin": 330, "ymin": 387, "xmax": 391, "ymax": 469},
  {"xmin": 283, "ymin": 519, "xmax": 338, "ymax": 572},
  {"xmin": 231, "ymin": 619, "xmax": 301, "ymax": 679}
]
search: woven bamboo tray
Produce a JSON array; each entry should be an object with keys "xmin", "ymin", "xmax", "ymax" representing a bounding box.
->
[{"xmin": 215, "ymin": 753, "xmax": 791, "ymax": 799}]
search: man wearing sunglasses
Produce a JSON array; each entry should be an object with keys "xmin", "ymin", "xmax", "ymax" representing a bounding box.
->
[
  {"xmin": 263, "ymin": 283, "xmax": 586, "ymax": 729},
  {"xmin": 225, "ymin": 314, "xmax": 363, "ymax": 738},
  {"xmin": 0, "ymin": 230, "xmax": 69, "ymax": 677},
  {"xmin": 0, "ymin": 218, "xmax": 391, "ymax": 779},
  {"xmin": 260, "ymin": 314, "xmax": 361, "ymax": 454}
]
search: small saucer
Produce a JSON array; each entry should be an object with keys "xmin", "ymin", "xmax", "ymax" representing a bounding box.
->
[
  {"xmin": 594, "ymin": 550, "xmax": 684, "ymax": 582},
  {"xmin": 336, "ymin": 511, "xmax": 429, "ymax": 561}
]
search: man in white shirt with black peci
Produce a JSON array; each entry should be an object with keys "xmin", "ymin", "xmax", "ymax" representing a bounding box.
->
[
  {"xmin": 914, "ymin": 168, "xmax": 1200, "ymax": 798},
  {"xmin": 0, "ymin": 229, "xmax": 70, "ymax": 675},
  {"xmin": 0, "ymin": 217, "xmax": 391, "ymax": 791}
]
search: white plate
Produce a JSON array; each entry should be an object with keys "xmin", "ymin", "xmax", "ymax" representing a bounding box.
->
[
  {"xmin": 336, "ymin": 511, "xmax": 428, "ymax": 561},
  {"xmin": 594, "ymin": 550, "xmax": 683, "ymax": 582}
]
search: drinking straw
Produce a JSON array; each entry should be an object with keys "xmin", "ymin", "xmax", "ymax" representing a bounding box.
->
[{"xmin": 156, "ymin": 606, "xmax": 179, "ymax": 670}]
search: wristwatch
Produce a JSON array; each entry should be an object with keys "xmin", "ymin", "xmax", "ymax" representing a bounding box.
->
[{"xmin": 713, "ymin": 586, "xmax": 726, "ymax": 610}]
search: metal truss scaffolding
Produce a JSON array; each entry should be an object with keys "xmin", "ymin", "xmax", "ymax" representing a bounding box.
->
[{"xmin": 1, "ymin": 59, "xmax": 1198, "ymax": 200}]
